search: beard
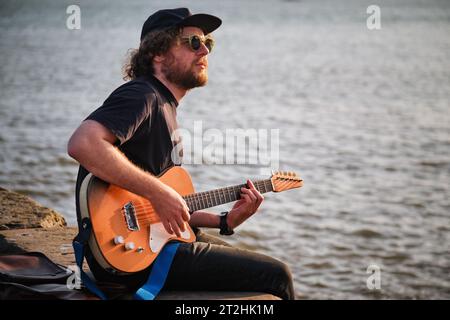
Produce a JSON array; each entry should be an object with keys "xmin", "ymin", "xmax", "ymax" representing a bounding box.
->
[{"xmin": 161, "ymin": 53, "xmax": 208, "ymax": 90}]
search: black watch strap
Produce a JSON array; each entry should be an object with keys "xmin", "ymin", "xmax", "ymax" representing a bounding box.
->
[{"xmin": 219, "ymin": 211, "xmax": 234, "ymax": 236}]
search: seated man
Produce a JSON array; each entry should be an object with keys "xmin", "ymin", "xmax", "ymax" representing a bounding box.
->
[{"xmin": 67, "ymin": 7, "xmax": 295, "ymax": 300}]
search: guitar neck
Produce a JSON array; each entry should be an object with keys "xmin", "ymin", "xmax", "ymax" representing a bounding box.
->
[{"xmin": 183, "ymin": 179, "xmax": 273, "ymax": 212}]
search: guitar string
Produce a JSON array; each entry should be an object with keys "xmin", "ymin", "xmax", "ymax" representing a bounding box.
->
[
  {"xmin": 114, "ymin": 178, "xmax": 297, "ymax": 233},
  {"xmin": 129, "ymin": 179, "xmax": 294, "ymax": 219},
  {"xmin": 128, "ymin": 180, "xmax": 270, "ymax": 213},
  {"xmin": 121, "ymin": 180, "xmax": 297, "ymax": 226},
  {"xmin": 130, "ymin": 181, "xmax": 295, "ymax": 222},
  {"xmin": 129, "ymin": 191, "xmax": 239, "ymax": 213},
  {"xmin": 126, "ymin": 179, "xmax": 296, "ymax": 221}
]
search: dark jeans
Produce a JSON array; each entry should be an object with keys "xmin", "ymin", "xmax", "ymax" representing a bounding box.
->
[{"xmin": 88, "ymin": 228, "xmax": 295, "ymax": 300}]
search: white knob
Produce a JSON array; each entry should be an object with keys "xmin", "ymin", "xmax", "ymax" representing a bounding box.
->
[
  {"xmin": 125, "ymin": 242, "xmax": 135, "ymax": 251},
  {"xmin": 113, "ymin": 236, "xmax": 124, "ymax": 245}
]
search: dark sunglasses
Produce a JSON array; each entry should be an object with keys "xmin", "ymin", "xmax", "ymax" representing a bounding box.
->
[{"xmin": 179, "ymin": 35, "xmax": 215, "ymax": 53}]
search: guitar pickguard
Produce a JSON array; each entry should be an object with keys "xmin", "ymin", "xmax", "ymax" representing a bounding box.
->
[{"xmin": 149, "ymin": 222, "xmax": 191, "ymax": 253}]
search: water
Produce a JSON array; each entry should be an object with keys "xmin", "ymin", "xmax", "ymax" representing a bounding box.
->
[{"xmin": 1, "ymin": 0, "xmax": 449, "ymax": 299}]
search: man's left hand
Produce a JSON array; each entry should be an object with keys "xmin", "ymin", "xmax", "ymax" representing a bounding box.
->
[{"xmin": 227, "ymin": 180, "xmax": 264, "ymax": 229}]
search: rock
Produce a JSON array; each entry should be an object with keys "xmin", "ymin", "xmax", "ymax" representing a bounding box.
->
[
  {"xmin": 157, "ymin": 291, "xmax": 281, "ymax": 300},
  {"xmin": 0, "ymin": 187, "xmax": 66, "ymax": 230},
  {"xmin": 0, "ymin": 228, "xmax": 280, "ymax": 300},
  {"xmin": 0, "ymin": 227, "xmax": 78, "ymax": 267}
]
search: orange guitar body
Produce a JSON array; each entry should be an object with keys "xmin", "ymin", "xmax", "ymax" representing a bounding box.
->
[{"xmin": 79, "ymin": 166, "xmax": 196, "ymax": 275}]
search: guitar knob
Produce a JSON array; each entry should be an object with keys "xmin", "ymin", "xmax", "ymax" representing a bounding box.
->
[
  {"xmin": 125, "ymin": 242, "xmax": 135, "ymax": 251},
  {"xmin": 137, "ymin": 247, "xmax": 144, "ymax": 253},
  {"xmin": 113, "ymin": 236, "xmax": 124, "ymax": 245}
]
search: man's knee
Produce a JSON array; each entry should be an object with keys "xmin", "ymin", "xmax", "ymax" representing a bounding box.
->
[{"xmin": 269, "ymin": 259, "xmax": 295, "ymax": 300}]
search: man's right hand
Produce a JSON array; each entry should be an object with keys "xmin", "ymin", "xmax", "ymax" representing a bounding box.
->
[
  {"xmin": 68, "ymin": 120, "xmax": 191, "ymax": 237},
  {"xmin": 149, "ymin": 184, "xmax": 191, "ymax": 237}
]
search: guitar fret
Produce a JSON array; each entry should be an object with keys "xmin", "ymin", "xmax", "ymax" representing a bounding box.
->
[
  {"xmin": 259, "ymin": 180, "xmax": 267, "ymax": 193},
  {"xmin": 193, "ymin": 197, "xmax": 199, "ymax": 212},
  {"xmin": 185, "ymin": 196, "xmax": 190, "ymax": 211},
  {"xmin": 233, "ymin": 185, "xmax": 241, "ymax": 201},
  {"xmin": 202, "ymin": 192, "xmax": 208, "ymax": 209},
  {"xmin": 213, "ymin": 189, "xmax": 219, "ymax": 206},
  {"xmin": 262, "ymin": 180, "xmax": 267, "ymax": 193},
  {"xmin": 217, "ymin": 188, "xmax": 222, "ymax": 204},
  {"xmin": 184, "ymin": 177, "xmax": 279, "ymax": 213},
  {"xmin": 265, "ymin": 179, "xmax": 272, "ymax": 192},
  {"xmin": 237, "ymin": 185, "xmax": 243, "ymax": 199},
  {"xmin": 184, "ymin": 195, "xmax": 191, "ymax": 211},
  {"xmin": 216, "ymin": 189, "xmax": 221, "ymax": 205},
  {"xmin": 189, "ymin": 196, "xmax": 192, "ymax": 211},
  {"xmin": 220, "ymin": 188, "xmax": 227, "ymax": 203},
  {"xmin": 188, "ymin": 195, "xmax": 196, "ymax": 212},
  {"xmin": 207, "ymin": 192, "xmax": 212, "ymax": 208},
  {"xmin": 198, "ymin": 193, "xmax": 204, "ymax": 210},
  {"xmin": 217, "ymin": 189, "xmax": 221, "ymax": 206},
  {"xmin": 254, "ymin": 180, "xmax": 261, "ymax": 193},
  {"xmin": 201, "ymin": 192, "xmax": 207, "ymax": 208},
  {"xmin": 207, "ymin": 191, "xmax": 212, "ymax": 208},
  {"xmin": 228, "ymin": 186, "xmax": 236, "ymax": 202},
  {"xmin": 207, "ymin": 191, "xmax": 214, "ymax": 207},
  {"xmin": 220, "ymin": 188, "xmax": 226, "ymax": 204}
]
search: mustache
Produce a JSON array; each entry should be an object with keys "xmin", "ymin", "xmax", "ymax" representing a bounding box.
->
[{"xmin": 194, "ymin": 58, "xmax": 208, "ymax": 67}]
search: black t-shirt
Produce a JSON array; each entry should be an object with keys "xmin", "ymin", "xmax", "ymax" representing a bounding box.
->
[{"xmin": 74, "ymin": 74, "xmax": 183, "ymax": 225}]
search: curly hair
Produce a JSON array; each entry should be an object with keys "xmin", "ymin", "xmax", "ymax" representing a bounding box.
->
[{"xmin": 123, "ymin": 27, "xmax": 182, "ymax": 81}]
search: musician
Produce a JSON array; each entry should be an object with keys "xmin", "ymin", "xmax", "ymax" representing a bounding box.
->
[{"xmin": 67, "ymin": 8, "xmax": 294, "ymax": 300}]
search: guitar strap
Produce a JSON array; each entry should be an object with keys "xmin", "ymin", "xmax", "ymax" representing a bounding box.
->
[
  {"xmin": 73, "ymin": 217, "xmax": 179, "ymax": 300},
  {"xmin": 133, "ymin": 241, "xmax": 179, "ymax": 300}
]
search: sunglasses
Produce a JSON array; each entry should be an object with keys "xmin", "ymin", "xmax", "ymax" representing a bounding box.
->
[{"xmin": 179, "ymin": 35, "xmax": 215, "ymax": 53}]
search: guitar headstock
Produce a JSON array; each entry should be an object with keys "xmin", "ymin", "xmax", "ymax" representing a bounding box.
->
[{"xmin": 270, "ymin": 171, "xmax": 303, "ymax": 192}]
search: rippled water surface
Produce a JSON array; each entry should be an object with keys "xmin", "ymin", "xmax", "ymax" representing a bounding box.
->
[{"xmin": 1, "ymin": 0, "xmax": 449, "ymax": 299}]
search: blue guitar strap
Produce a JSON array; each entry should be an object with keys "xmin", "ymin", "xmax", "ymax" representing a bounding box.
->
[
  {"xmin": 72, "ymin": 218, "xmax": 107, "ymax": 300},
  {"xmin": 73, "ymin": 217, "xmax": 179, "ymax": 300},
  {"xmin": 133, "ymin": 242, "xmax": 180, "ymax": 300}
]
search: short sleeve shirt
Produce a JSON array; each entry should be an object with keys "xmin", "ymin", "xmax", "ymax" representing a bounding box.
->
[{"xmin": 75, "ymin": 75, "xmax": 183, "ymax": 223}]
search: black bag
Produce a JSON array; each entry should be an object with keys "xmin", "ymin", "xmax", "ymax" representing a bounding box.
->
[
  {"xmin": 0, "ymin": 252, "xmax": 130, "ymax": 300},
  {"xmin": 0, "ymin": 252, "xmax": 72, "ymax": 285}
]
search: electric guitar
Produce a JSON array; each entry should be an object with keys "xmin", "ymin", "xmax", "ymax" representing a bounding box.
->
[{"xmin": 79, "ymin": 166, "xmax": 303, "ymax": 274}]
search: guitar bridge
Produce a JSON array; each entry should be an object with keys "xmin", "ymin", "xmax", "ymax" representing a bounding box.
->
[{"xmin": 123, "ymin": 202, "xmax": 139, "ymax": 231}]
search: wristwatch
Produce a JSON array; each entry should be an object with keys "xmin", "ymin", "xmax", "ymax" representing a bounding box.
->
[{"xmin": 219, "ymin": 211, "xmax": 234, "ymax": 236}]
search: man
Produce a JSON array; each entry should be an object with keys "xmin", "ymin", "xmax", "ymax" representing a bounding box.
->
[{"xmin": 67, "ymin": 8, "xmax": 294, "ymax": 300}]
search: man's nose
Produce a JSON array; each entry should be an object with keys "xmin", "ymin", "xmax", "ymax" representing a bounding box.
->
[{"xmin": 197, "ymin": 42, "xmax": 210, "ymax": 56}]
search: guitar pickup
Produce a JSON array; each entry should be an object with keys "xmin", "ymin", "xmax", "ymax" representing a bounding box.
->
[{"xmin": 123, "ymin": 202, "xmax": 140, "ymax": 231}]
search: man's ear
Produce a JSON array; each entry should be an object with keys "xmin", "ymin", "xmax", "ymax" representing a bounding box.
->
[{"xmin": 153, "ymin": 54, "xmax": 165, "ymax": 63}]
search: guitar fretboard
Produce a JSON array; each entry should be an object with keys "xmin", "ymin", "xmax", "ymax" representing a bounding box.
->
[{"xmin": 183, "ymin": 179, "xmax": 273, "ymax": 212}]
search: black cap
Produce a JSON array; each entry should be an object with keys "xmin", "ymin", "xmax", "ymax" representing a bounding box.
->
[{"xmin": 140, "ymin": 8, "xmax": 222, "ymax": 41}]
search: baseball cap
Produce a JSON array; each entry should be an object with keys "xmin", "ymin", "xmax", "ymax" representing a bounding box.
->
[{"xmin": 140, "ymin": 8, "xmax": 222, "ymax": 41}]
